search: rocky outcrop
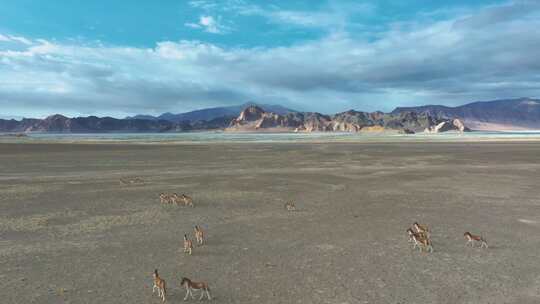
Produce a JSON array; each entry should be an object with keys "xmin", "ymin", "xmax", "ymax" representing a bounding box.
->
[
  {"xmin": 452, "ymin": 119, "xmax": 469, "ymax": 132},
  {"xmin": 301, "ymin": 113, "xmax": 333, "ymax": 132},
  {"xmin": 391, "ymin": 97, "xmax": 540, "ymax": 130},
  {"xmin": 330, "ymin": 110, "xmax": 374, "ymax": 132},
  {"xmin": 424, "ymin": 118, "xmax": 470, "ymax": 133},
  {"xmin": 228, "ymin": 106, "xmax": 304, "ymax": 131},
  {"xmin": 236, "ymin": 105, "xmax": 265, "ymax": 122},
  {"xmin": 227, "ymin": 106, "xmax": 470, "ymax": 134},
  {"xmin": 425, "ymin": 121, "xmax": 452, "ymax": 133}
]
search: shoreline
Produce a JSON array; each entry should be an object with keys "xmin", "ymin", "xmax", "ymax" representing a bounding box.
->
[{"xmin": 2, "ymin": 134, "xmax": 540, "ymax": 145}]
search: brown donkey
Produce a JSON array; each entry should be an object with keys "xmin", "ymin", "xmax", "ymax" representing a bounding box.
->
[
  {"xmin": 152, "ymin": 269, "xmax": 166, "ymax": 302},
  {"xmin": 180, "ymin": 277, "xmax": 212, "ymax": 301},
  {"xmin": 464, "ymin": 232, "xmax": 488, "ymax": 248},
  {"xmin": 413, "ymin": 222, "xmax": 431, "ymax": 237},
  {"xmin": 407, "ymin": 228, "xmax": 433, "ymax": 253},
  {"xmin": 183, "ymin": 234, "xmax": 193, "ymax": 255},
  {"xmin": 194, "ymin": 225, "xmax": 205, "ymax": 245},
  {"xmin": 284, "ymin": 201, "xmax": 296, "ymax": 211},
  {"xmin": 159, "ymin": 193, "xmax": 173, "ymax": 205},
  {"xmin": 180, "ymin": 194, "xmax": 194, "ymax": 207}
]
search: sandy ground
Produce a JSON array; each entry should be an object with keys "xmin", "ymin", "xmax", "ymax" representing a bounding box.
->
[{"xmin": 1, "ymin": 142, "xmax": 540, "ymax": 304}]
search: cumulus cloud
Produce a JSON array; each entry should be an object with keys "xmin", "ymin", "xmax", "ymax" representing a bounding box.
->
[
  {"xmin": 185, "ymin": 15, "xmax": 230, "ymax": 34},
  {"xmin": 1, "ymin": 1, "xmax": 540, "ymax": 118},
  {"xmin": 187, "ymin": 0, "xmax": 219, "ymax": 11},
  {"xmin": 0, "ymin": 34, "xmax": 33, "ymax": 45},
  {"xmin": 195, "ymin": 0, "xmax": 374, "ymax": 30},
  {"xmin": 239, "ymin": 2, "xmax": 374, "ymax": 29}
]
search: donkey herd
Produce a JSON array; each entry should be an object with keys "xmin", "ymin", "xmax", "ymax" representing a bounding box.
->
[
  {"xmin": 152, "ymin": 193, "xmax": 211, "ymax": 302},
  {"xmin": 147, "ymin": 190, "xmax": 488, "ymax": 302}
]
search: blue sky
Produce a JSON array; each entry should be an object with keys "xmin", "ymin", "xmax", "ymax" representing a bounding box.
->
[{"xmin": 1, "ymin": 0, "xmax": 539, "ymax": 118}]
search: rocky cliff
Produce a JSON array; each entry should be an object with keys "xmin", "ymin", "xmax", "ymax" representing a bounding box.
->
[
  {"xmin": 227, "ymin": 105, "xmax": 468, "ymax": 134},
  {"xmin": 391, "ymin": 98, "xmax": 540, "ymax": 130}
]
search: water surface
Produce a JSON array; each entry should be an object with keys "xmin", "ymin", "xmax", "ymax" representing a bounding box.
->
[{"xmin": 2, "ymin": 131, "xmax": 540, "ymax": 143}]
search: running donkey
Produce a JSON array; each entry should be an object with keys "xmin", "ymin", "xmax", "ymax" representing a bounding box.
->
[
  {"xmin": 464, "ymin": 231, "xmax": 488, "ymax": 248},
  {"xmin": 181, "ymin": 277, "xmax": 212, "ymax": 301}
]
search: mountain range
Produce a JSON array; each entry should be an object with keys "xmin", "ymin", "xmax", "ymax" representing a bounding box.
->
[
  {"xmin": 1, "ymin": 98, "xmax": 539, "ymax": 133},
  {"xmin": 126, "ymin": 102, "xmax": 295, "ymax": 122},
  {"xmin": 392, "ymin": 97, "xmax": 540, "ymax": 130},
  {"xmin": 226, "ymin": 105, "xmax": 468, "ymax": 133},
  {"xmin": 0, "ymin": 103, "xmax": 296, "ymax": 133}
]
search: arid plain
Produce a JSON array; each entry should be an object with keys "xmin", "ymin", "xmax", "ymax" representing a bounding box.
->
[{"xmin": 1, "ymin": 141, "xmax": 540, "ymax": 303}]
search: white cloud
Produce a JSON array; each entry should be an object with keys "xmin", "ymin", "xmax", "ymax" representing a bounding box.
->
[
  {"xmin": 7, "ymin": 35, "xmax": 32, "ymax": 45},
  {"xmin": 262, "ymin": 5, "xmax": 373, "ymax": 29},
  {"xmin": 185, "ymin": 15, "xmax": 230, "ymax": 34},
  {"xmin": 0, "ymin": 34, "xmax": 34, "ymax": 44},
  {"xmin": 264, "ymin": 10, "xmax": 339, "ymax": 27},
  {"xmin": 192, "ymin": 0, "xmax": 375, "ymax": 29},
  {"xmin": 188, "ymin": 0, "xmax": 218, "ymax": 10}
]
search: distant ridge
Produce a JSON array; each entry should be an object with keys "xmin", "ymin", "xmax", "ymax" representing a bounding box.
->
[
  {"xmin": 127, "ymin": 102, "xmax": 296, "ymax": 123},
  {"xmin": 0, "ymin": 102, "xmax": 296, "ymax": 133},
  {"xmin": 0, "ymin": 104, "xmax": 467, "ymax": 134},
  {"xmin": 391, "ymin": 98, "xmax": 540, "ymax": 130},
  {"xmin": 226, "ymin": 105, "xmax": 468, "ymax": 134},
  {"xmin": 0, "ymin": 114, "xmax": 186, "ymax": 133},
  {"xmin": 3, "ymin": 98, "xmax": 539, "ymax": 133}
]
